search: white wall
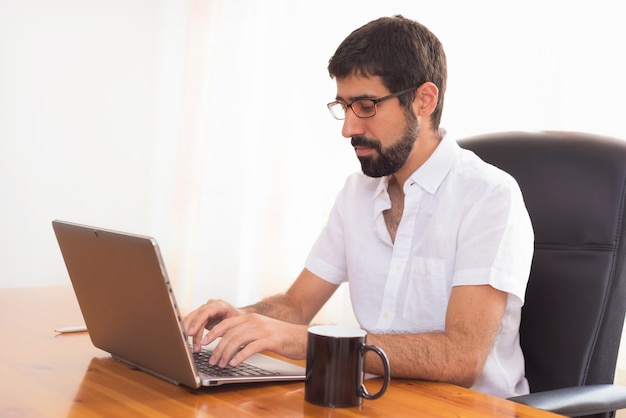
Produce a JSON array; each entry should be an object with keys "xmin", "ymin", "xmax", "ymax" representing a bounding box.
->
[{"xmin": 0, "ymin": 0, "xmax": 188, "ymax": 288}]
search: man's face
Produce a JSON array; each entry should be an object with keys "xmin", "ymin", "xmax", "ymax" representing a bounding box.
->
[{"xmin": 334, "ymin": 75, "xmax": 419, "ymax": 178}]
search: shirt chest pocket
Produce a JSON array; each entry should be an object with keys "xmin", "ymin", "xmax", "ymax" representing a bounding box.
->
[{"xmin": 402, "ymin": 257, "xmax": 448, "ymax": 331}]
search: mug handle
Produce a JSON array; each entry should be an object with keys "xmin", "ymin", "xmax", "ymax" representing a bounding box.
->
[{"xmin": 359, "ymin": 344, "xmax": 391, "ymax": 400}]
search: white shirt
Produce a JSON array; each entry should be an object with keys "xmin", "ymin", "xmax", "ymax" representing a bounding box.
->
[{"xmin": 305, "ymin": 133, "xmax": 534, "ymax": 398}]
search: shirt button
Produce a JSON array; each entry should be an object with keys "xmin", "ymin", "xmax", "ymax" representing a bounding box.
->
[{"xmin": 383, "ymin": 312, "xmax": 390, "ymax": 319}]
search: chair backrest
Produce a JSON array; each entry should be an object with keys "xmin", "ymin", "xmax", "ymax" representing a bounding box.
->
[{"xmin": 459, "ymin": 131, "xmax": 626, "ymax": 393}]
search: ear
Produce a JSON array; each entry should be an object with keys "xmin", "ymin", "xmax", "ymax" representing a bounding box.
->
[{"xmin": 413, "ymin": 82, "xmax": 439, "ymax": 116}]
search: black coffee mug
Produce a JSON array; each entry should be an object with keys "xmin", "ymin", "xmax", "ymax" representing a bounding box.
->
[{"xmin": 305, "ymin": 325, "xmax": 391, "ymax": 408}]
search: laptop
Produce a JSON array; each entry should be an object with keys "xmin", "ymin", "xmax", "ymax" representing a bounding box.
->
[{"xmin": 52, "ymin": 219, "xmax": 306, "ymax": 388}]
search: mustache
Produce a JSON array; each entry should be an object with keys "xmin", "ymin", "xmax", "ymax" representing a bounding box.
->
[{"xmin": 351, "ymin": 136, "xmax": 381, "ymax": 151}]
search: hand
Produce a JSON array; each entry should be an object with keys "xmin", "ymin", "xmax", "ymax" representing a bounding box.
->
[
  {"xmin": 183, "ymin": 299, "xmax": 244, "ymax": 353},
  {"xmin": 204, "ymin": 313, "xmax": 308, "ymax": 368}
]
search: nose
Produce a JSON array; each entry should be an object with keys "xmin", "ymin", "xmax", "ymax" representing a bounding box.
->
[{"xmin": 341, "ymin": 109, "xmax": 366, "ymax": 139}]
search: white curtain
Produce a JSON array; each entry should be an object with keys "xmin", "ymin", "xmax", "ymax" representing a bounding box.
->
[{"xmin": 163, "ymin": 0, "xmax": 360, "ymax": 322}]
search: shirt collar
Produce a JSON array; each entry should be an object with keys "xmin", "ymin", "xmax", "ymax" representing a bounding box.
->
[
  {"xmin": 407, "ymin": 130, "xmax": 457, "ymax": 195},
  {"xmin": 372, "ymin": 129, "xmax": 458, "ymax": 199}
]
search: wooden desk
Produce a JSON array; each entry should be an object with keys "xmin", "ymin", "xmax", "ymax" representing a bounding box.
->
[{"xmin": 0, "ymin": 286, "xmax": 562, "ymax": 417}]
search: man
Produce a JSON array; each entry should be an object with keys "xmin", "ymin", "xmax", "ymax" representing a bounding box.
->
[{"xmin": 184, "ymin": 15, "xmax": 533, "ymax": 398}]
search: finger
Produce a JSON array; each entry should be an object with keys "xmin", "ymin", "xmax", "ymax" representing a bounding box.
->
[
  {"xmin": 182, "ymin": 311, "xmax": 196, "ymax": 335},
  {"xmin": 204, "ymin": 316, "xmax": 225, "ymax": 331},
  {"xmin": 206, "ymin": 316, "xmax": 258, "ymax": 367},
  {"xmin": 189, "ymin": 315, "xmax": 208, "ymax": 352},
  {"xmin": 181, "ymin": 311, "xmax": 203, "ymax": 352},
  {"xmin": 184, "ymin": 302, "xmax": 224, "ymax": 352},
  {"xmin": 204, "ymin": 324, "xmax": 239, "ymax": 366},
  {"xmin": 228, "ymin": 340, "xmax": 263, "ymax": 367},
  {"xmin": 192, "ymin": 299, "xmax": 240, "ymax": 334},
  {"xmin": 184, "ymin": 307, "xmax": 208, "ymax": 335}
]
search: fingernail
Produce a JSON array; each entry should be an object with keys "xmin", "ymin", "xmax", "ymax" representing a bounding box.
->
[{"xmin": 209, "ymin": 355, "xmax": 217, "ymax": 365}]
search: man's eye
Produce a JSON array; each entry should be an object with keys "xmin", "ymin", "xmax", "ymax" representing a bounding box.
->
[{"xmin": 355, "ymin": 101, "xmax": 375, "ymax": 114}]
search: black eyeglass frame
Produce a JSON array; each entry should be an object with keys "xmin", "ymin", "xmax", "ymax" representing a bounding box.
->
[{"xmin": 326, "ymin": 84, "xmax": 421, "ymax": 120}]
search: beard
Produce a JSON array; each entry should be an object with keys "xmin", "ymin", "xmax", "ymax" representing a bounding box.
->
[{"xmin": 351, "ymin": 109, "xmax": 419, "ymax": 178}]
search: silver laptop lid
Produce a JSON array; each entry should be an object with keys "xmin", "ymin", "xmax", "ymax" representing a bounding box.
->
[
  {"xmin": 52, "ymin": 220, "xmax": 306, "ymax": 388},
  {"xmin": 53, "ymin": 220, "xmax": 203, "ymax": 388}
]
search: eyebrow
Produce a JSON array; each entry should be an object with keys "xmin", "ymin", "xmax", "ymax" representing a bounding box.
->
[{"xmin": 335, "ymin": 93, "xmax": 378, "ymax": 103}]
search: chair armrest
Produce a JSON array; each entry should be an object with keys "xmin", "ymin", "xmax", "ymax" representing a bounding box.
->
[{"xmin": 508, "ymin": 384, "xmax": 626, "ymax": 417}]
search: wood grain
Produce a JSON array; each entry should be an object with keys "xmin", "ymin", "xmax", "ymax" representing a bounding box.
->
[{"xmin": 0, "ymin": 286, "xmax": 563, "ymax": 417}]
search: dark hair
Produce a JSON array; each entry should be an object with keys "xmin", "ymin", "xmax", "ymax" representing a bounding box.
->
[{"xmin": 328, "ymin": 15, "xmax": 447, "ymax": 129}]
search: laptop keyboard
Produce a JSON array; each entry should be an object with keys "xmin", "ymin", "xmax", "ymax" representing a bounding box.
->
[{"xmin": 193, "ymin": 349, "xmax": 278, "ymax": 377}]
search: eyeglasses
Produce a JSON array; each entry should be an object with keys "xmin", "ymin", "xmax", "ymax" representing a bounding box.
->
[{"xmin": 326, "ymin": 85, "xmax": 420, "ymax": 120}]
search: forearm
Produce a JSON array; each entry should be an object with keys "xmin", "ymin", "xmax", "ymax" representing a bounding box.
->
[
  {"xmin": 362, "ymin": 286, "xmax": 506, "ymax": 388},
  {"xmin": 241, "ymin": 269, "xmax": 338, "ymax": 325},
  {"xmin": 241, "ymin": 293, "xmax": 310, "ymax": 324},
  {"xmin": 365, "ymin": 332, "xmax": 487, "ymax": 388}
]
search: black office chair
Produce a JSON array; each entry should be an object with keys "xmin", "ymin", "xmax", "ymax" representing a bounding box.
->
[{"xmin": 459, "ymin": 131, "xmax": 626, "ymax": 418}]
